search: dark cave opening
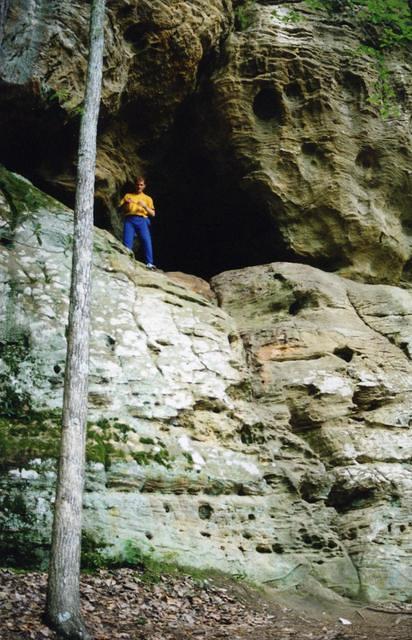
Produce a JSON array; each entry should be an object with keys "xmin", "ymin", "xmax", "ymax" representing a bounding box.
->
[
  {"xmin": 0, "ymin": 82, "xmax": 79, "ymax": 205},
  {"xmin": 0, "ymin": 84, "xmax": 291, "ymax": 280},
  {"xmin": 147, "ymin": 100, "xmax": 289, "ymax": 279},
  {"xmin": 150, "ymin": 161, "xmax": 287, "ymax": 279}
]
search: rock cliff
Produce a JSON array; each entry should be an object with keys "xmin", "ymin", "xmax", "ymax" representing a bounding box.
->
[
  {"xmin": 1, "ymin": 168, "xmax": 412, "ymax": 603},
  {"xmin": 1, "ymin": 0, "xmax": 412, "ymax": 606},
  {"xmin": 1, "ymin": 1, "xmax": 412, "ymax": 278}
]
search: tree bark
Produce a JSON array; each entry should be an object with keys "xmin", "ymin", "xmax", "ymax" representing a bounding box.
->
[
  {"xmin": 45, "ymin": 1, "xmax": 106, "ymax": 638},
  {"xmin": 0, "ymin": 0, "xmax": 10, "ymax": 41}
]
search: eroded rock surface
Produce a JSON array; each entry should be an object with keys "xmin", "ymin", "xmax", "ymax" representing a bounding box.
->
[
  {"xmin": 198, "ymin": 3, "xmax": 412, "ymax": 282},
  {"xmin": 2, "ymin": 3, "xmax": 412, "ymax": 279},
  {"xmin": 1, "ymin": 169, "xmax": 412, "ymax": 602},
  {"xmin": 0, "ymin": 0, "xmax": 232, "ymax": 227}
]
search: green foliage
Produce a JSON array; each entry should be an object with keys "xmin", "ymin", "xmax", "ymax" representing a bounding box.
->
[
  {"xmin": 234, "ymin": 0, "xmax": 256, "ymax": 31},
  {"xmin": 0, "ymin": 488, "xmax": 49, "ymax": 568},
  {"xmin": 305, "ymin": 1, "xmax": 412, "ymax": 119},
  {"xmin": 0, "ymin": 330, "xmax": 36, "ymax": 419},
  {"xmin": 132, "ymin": 441, "xmax": 172, "ymax": 469},
  {"xmin": 361, "ymin": 49, "xmax": 401, "ymax": 118},
  {"xmin": 86, "ymin": 418, "xmax": 132, "ymax": 470},
  {"xmin": 42, "ymin": 85, "xmax": 84, "ymax": 119},
  {"xmin": 305, "ymin": 0, "xmax": 412, "ymax": 50},
  {"xmin": 0, "ymin": 411, "xmax": 62, "ymax": 470}
]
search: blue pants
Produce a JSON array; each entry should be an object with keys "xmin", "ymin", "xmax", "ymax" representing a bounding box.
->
[{"xmin": 123, "ymin": 216, "xmax": 154, "ymax": 264}]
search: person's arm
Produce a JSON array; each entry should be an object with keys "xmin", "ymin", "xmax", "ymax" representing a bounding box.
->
[{"xmin": 142, "ymin": 198, "xmax": 155, "ymax": 217}]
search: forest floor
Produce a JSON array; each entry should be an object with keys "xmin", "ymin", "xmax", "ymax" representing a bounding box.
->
[{"xmin": 1, "ymin": 567, "xmax": 412, "ymax": 640}]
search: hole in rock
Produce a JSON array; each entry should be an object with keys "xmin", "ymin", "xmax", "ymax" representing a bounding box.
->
[
  {"xmin": 341, "ymin": 71, "xmax": 365, "ymax": 99},
  {"xmin": 333, "ymin": 346, "xmax": 355, "ymax": 362},
  {"xmin": 272, "ymin": 543, "xmax": 284, "ymax": 554},
  {"xmin": 198, "ymin": 504, "xmax": 213, "ymax": 520},
  {"xmin": 0, "ymin": 85, "xmax": 80, "ymax": 204},
  {"xmin": 124, "ymin": 23, "xmax": 148, "ymax": 49},
  {"xmin": 253, "ymin": 87, "xmax": 285, "ymax": 122},
  {"xmin": 326, "ymin": 486, "xmax": 376, "ymax": 513},
  {"xmin": 148, "ymin": 98, "xmax": 291, "ymax": 278},
  {"xmin": 356, "ymin": 146, "xmax": 380, "ymax": 170},
  {"xmin": 285, "ymin": 82, "xmax": 304, "ymax": 101}
]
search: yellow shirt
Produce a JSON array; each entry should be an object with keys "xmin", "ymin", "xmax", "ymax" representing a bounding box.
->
[{"xmin": 120, "ymin": 192, "xmax": 154, "ymax": 217}]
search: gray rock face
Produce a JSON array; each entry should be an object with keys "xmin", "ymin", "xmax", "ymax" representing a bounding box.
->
[{"xmin": 2, "ymin": 168, "xmax": 412, "ymax": 602}]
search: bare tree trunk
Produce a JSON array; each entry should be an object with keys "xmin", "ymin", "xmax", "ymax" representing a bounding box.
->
[
  {"xmin": 0, "ymin": 0, "xmax": 10, "ymax": 41},
  {"xmin": 45, "ymin": 1, "xmax": 106, "ymax": 638}
]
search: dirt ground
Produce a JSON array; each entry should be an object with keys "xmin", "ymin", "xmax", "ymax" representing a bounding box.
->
[{"xmin": 1, "ymin": 567, "xmax": 412, "ymax": 640}]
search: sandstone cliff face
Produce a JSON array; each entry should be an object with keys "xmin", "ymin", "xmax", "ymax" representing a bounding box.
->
[
  {"xmin": 0, "ymin": 0, "xmax": 232, "ymax": 232},
  {"xmin": 1, "ymin": 169, "xmax": 412, "ymax": 603},
  {"xmin": 199, "ymin": 3, "xmax": 412, "ymax": 282},
  {"xmin": 1, "ymin": 2, "xmax": 412, "ymax": 280}
]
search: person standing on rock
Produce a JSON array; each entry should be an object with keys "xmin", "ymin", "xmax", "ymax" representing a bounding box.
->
[{"xmin": 120, "ymin": 176, "xmax": 156, "ymax": 269}]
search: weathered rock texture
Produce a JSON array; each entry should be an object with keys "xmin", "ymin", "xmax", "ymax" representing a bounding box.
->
[
  {"xmin": 0, "ymin": 0, "xmax": 233, "ymax": 232},
  {"xmin": 1, "ymin": 2, "xmax": 412, "ymax": 279},
  {"xmin": 2, "ymin": 168, "xmax": 412, "ymax": 603},
  {"xmin": 199, "ymin": 3, "xmax": 412, "ymax": 282}
]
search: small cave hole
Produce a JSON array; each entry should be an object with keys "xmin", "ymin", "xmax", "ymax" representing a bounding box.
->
[
  {"xmin": 285, "ymin": 82, "xmax": 304, "ymax": 101},
  {"xmin": 356, "ymin": 146, "xmax": 380, "ymax": 170},
  {"xmin": 333, "ymin": 346, "xmax": 355, "ymax": 362},
  {"xmin": 201, "ymin": 531, "xmax": 211, "ymax": 538},
  {"xmin": 272, "ymin": 543, "xmax": 284, "ymax": 554},
  {"xmin": 326, "ymin": 486, "xmax": 376, "ymax": 513},
  {"xmin": 256, "ymin": 544, "xmax": 272, "ymax": 554},
  {"xmin": 248, "ymin": 513, "xmax": 256, "ymax": 521},
  {"xmin": 124, "ymin": 24, "xmax": 148, "ymax": 49},
  {"xmin": 163, "ymin": 503, "xmax": 170, "ymax": 513},
  {"xmin": 145, "ymin": 532, "xmax": 153, "ymax": 540},
  {"xmin": 198, "ymin": 504, "xmax": 213, "ymax": 520},
  {"xmin": 342, "ymin": 71, "xmax": 365, "ymax": 97},
  {"xmin": 301, "ymin": 142, "xmax": 320, "ymax": 156},
  {"xmin": 253, "ymin": 88, "xmax": 285, "ymax": 123},
  {"xmin": 53, "ymin": 364, "xmax": 62, "ymax": 374}
]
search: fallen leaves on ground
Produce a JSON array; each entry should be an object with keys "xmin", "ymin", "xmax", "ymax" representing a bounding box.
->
[{"xmin": 1, "ymin": 568, "xmax": 412, "ymax": 640}]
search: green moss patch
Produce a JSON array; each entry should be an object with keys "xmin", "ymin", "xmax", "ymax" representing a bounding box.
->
[
  {"xmin": 0, "ymin": 165, "xmax": 63, "ymax": 229},
  {"xmin": 0, "ymin": 411, "xmax": 61, "ymax": 471}
]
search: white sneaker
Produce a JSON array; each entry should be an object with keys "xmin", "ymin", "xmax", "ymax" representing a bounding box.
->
[{"xmin": 146, "ymin": 263, "xmax": 156, "ymax": 270}]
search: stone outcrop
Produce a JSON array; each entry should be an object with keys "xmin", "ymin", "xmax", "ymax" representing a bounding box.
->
[
  {"xmin": 2, "ymin": 168, "xmax": 412, "ymax": 603},
  {"xmin": 1, "ymin": 2, "xmax": 412, "ymax": 279},
  {"xmin": 199, "ymin": 3, "xmax": 412, "ymax": 282},
  {"xmin": 0, "ymin": 0, "xmax": 233, "ymax": 228}
]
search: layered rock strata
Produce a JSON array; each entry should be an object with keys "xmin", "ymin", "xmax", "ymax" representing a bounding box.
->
[
  {"xmin": 193, "ymin": 3, "xmax": 412, "ymax": 281},
  {"xmin": 2, "ymin": 2, "xmax": 412, "ymax": 281},
  {"xmin": 1, "ymin": 169, "xmax": 412, "ymax": 602}
]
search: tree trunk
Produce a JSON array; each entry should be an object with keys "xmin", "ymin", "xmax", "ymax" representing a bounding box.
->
[
  {"xmin": 45, "ymin": 1, "xmax": 106, "ymax": 638},
  {"xmin": 0, "ymin": 0, "xmax": 10, "ymax": 41}
]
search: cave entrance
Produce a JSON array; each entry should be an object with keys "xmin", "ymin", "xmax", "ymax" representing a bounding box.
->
[
  {"xmin": 150, "ymin": 161, "xmax": 286, "ymax": 279},
  {"xmin": 0, "ymin": 85, "xmax": 290, "ymax": 280},
  {"xmin": 146, "ymin": 102, "xmax": 288, "ymax": 279}
]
